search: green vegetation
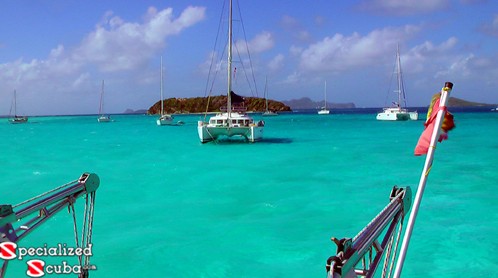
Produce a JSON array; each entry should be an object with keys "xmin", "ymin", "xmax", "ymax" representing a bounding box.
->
[{"xmin": 148, "ymin": 95, "xmax": 292, "ymax": 114}]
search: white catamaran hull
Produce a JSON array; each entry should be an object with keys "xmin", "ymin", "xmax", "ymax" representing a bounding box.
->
[
  {"xmin": 197, "ymin": 112, "xmax": 264, "ymax": 143},
  {"xmin": 198, "ymin": 123, "xmax": 264, "ymax": 143},
  {"xmin": 376, "ymin": 108, "xmax": 410, "ymax": 121},
  {"xmin": 97, "ymin": 116, "xmax": 111, "ymax": 122}
]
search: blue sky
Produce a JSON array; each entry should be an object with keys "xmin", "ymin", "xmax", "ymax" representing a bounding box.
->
[{"xmin": 1, "ymin": 0, "xmax": 497, "ymax": 115}]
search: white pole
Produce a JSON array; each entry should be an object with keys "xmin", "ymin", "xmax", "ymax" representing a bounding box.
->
[
  {"xmin": 227, "ymin": 0, "xmax": 233, "ymax": 116},
  {"xmin": 160, "ymin": 56, "xmax": 164, "ymax": 116},
  {"xmin": 393, "ymin": 82, "xmax": 453, "ymax": 277}
]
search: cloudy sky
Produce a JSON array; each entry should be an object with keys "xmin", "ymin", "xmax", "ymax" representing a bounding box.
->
[{"xmin": 1, "ymin": 0, "xmax": 497, "ymax": 115}]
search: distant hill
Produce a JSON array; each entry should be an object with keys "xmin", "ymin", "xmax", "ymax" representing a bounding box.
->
[
  {"xmin": 147, "ymin": 95, "xmax": 291, "ymax": 114},
  {"xmin": 446, "ymin": 97, "xmax": 493, "ymax": 107},
  {"xmin": 282, "ymin": 97, "xmax": 355, "ymax": 109},
  {"xmin": 145, "ymin": 95, "xmax": 493, "ymax": 115}
]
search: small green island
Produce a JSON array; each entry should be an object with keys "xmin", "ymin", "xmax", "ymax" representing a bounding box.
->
[
  {"xmin": 445, "ymin": 97, "xmax": 493, "ymax": 107},
  {"xmin": 147, "ymin": 95, "xmax": 292, "ymax": 114}
]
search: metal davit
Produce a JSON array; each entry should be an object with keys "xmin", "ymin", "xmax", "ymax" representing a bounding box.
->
[
  {"xmin": 326, "ymin": 82, "xmax": 453, "ymax": 278},
  {"xmin": 325, "ymin": 186, "xmax": 412, "ymax": 278},
  {"xmin": 0, "ymin": 173, "xmax": 100, "ymax": 278}
]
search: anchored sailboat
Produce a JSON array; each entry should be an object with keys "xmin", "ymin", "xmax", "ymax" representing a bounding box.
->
[
  {"xmin": 197, "ymin": 0, "xmax": 264, "ymax": 143},
  {"xmin": 262, "ymin": 76, "xmax": 278, "ymax": 117},
  {"xmin": 97, "ymin": 80, "xmax": 111, "ymax": 122},
  {"xmin": 376, "ymin": 45, "xmax": 418, "ymax": 121},
  {"xmin": 318, "ymin": 81, "xmax": 330, "ymax": 115},
  {"xmin": 8, "ymin": 89, "xmax": 28, "ymax": 124},
  {"xmin": 156, "ymin": 56, "xmax": 174, "ymax": 126}
]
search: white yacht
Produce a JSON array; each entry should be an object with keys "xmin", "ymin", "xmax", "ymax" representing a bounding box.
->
[
  {"xmin": 156, "ymin": 56, "xmax": 175, "ymax": 126},
  {"xmin": 318, "ymin": 81, "xmax": 330, "ymax": 115},
  {"xmin": 197, "ymin": 0, "xmax": 264, "ymax": 143},
  {"xmin": 262, "ymin": 76, "xmax": 278, "ymax": 117},
  {"xmin": 8, "ymin": 90, "xmax": 28, "ymax": 124},
  {"xmin": 377, "ymin": 45, "xmax": 418, "ymax": 121},
  {"xmin": 97, "ymin": 80, "xmax": 111, "ymax": 122}
]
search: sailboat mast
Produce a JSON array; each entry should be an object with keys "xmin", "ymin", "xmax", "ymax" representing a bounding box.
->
[
  {"xmin": 324, "ymin": 81, "xmax": 327, "ymax": 109},
  {"xmin": 99, "ymin": 80, "xmax": 105, "ymax": 115},
  {"xmin": 160, "ymin": 56, "xmax": 164, "ymax": 116},
  {"xmin": 226, "ymin": 0, "xmax": 233, "ymax": 115},
  {"xmin": 13, "ymin": 90, "xmax": 17, "ymax": 116},
  {"xmin": 396, "ymin": 44, "xmax": 403, "ymax": 108},
  {"xmin": 264, "ymin": 76, "xmax": 268, "ymax": 111}
]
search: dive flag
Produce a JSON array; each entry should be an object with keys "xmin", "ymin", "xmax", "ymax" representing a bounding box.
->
[{"xmin": 414, "ymin": 91, "xmax": 455, "ymax": 156}]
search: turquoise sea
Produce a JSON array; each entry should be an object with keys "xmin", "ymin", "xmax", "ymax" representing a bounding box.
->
[{"xmin": 1, "ymin": 109, "xmax": 497, "ymax": 277}]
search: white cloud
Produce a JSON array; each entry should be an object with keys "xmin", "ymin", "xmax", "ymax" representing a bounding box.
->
[
  {"xmin": 74, "ymin": 6, "xmax": 206, "ymax": 72},
  {"xmin": 281, "ymin": 71, "xmax": 301, "ymax": 84},
  {"xmin": 234, "ymin": 31, "xmax": 274, "ymax": 55},
  {"xmin": 435, "ymin": 53, "xmax": 474, "ymax": 78},
  {"xmin": 299, "ymin": 25, "xmax": 421, "ymax": 72},
  {"xmin": 0, "ymin": 6, "xmax": 206, "ymax": 95},
  {"xmin": 268, "ymin": 54, "xmax": 284, "ymax": 71},
  {"xmin": 248, "ymin": 31, "xmax": 274, "ymax": 53},
  {"xmin": 0, "ymin": 6, "xmax": 206, "ymax": 115}
]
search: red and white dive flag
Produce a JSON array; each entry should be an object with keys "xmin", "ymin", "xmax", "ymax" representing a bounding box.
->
[{"xmin": 414, "ymin": 83, "xmax": 455, "ymax": 156}]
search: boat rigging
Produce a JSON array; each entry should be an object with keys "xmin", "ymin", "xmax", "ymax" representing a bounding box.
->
[{"xmin": 197, "ymin": 0, "xmax": 264, "ymax": 143}]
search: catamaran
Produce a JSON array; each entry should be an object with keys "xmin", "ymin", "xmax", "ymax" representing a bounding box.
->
[
  {"xmin": 97, "ymin": 80, "xmax": 111, "ymax": 122},
  {"xmin": 318, "ymin": 81, "xmax": 330, "ymax": 115},
  {"xmin": 376, "ymin": 45, "xmax": 418, "ymax": 121},
  {"xmin": 197, "ymin": 0, "xmax": 264, "ymax": 143},
  {"xmin": 8, "ymin": 90, "xmax": 28, "ymax": 124},
  {"xmin": 156, "ymin": 56, "xmax": 174, "ymax": 126}
]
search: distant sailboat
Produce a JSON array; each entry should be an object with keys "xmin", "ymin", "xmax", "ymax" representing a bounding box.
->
[
  {"xmin": 156, "ymin": 56, "xmax": 174, "ymax": 126},
  {"xmin": 97, "ymin": 80, "xmax": 111, "ymax": 122},
  {"xmin": 376, "ymin": 45, "xmax": 418, "ymax": 121},
  {"xmin": 197, "ymin": 0, "xmax": 264, "ymax": 143},
  {"xmin": 262, "ymin": 76, "xmax": 278, "ymax": 117},
  {"xmin": 318, "ymin": 81, "xmax": 330, "ymax": 115},
  {"xmin": 9, "ymin": 89, "xmax": 28, "ymax": 124}
]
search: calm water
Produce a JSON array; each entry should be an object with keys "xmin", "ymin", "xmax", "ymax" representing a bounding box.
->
[{"xmin": 1, "ymin": 110, "xmax": 497, "ymax": 277}]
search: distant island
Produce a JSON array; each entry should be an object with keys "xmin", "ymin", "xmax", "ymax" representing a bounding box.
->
[
  {"xmin": 140, "ymin": 95, "xmax": 494, "ymax": 115},
  {"xmin": 445, "ymin": 97, "xmax": 493, "ymax": 107},
  {"xmin": 147, "ymin": 95, "xmax": 291, "ymax": 114},
  {"xmin": 282, "ymin": 97, "xmax": 355, "ymax": 109}
]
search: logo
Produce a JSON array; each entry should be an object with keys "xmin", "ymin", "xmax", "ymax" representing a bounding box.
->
[
  {"xmin": 26, "ymin": 259, "xmax": 45, "ymax": 278},
  {"xmin": 0, "ymin": 242, "xmax": 18, "ymax": 260},
  {"xmin": 0, "ymin": 242, "xmax": 96, "ymax": 276}
]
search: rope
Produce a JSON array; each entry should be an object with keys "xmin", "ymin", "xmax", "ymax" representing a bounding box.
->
[
  {"xmin": 387, "ymin": 220, "xmax": 404, "ymax": 278},
  {"xmin": 70, "ymin": 203, "xmax": 82, "ymax": 266},
  {"xmin": 70, "ymin": 191, "xmax": 97, "ymax": 269},
  {"xmin": 381, "ymin": 223, "xmax": 396, "ymax": 278},
  {"xmin": 84, "ymin": 192, "xmax": 96, "ymax": 266}
]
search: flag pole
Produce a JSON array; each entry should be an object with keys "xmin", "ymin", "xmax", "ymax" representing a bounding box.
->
[{"xmin": 393, "ymin": 82, "xmax": 453, "ymax": 277}]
